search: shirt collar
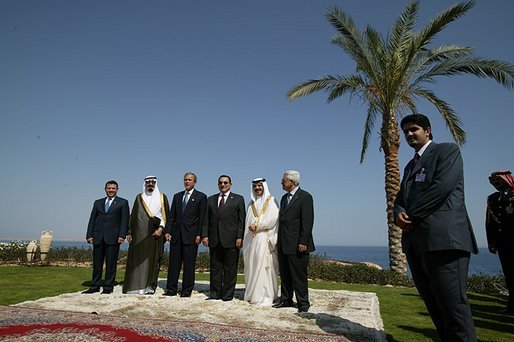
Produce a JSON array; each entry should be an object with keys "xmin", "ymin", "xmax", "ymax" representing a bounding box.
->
[{"xmin": 417, "ymin": 140, "xmax": 432, "ymax": 157}]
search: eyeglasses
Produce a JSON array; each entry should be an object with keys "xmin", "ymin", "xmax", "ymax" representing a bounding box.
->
[{"xmin": 218, "ymin": 181, "xmax": 230, "ymax": 185}]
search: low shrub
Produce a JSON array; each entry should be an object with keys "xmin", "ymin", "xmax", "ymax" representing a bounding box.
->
[
  {"xmin": 196, "ymin": 251, "xmax": 210, "ymax": 272},
  {"xmin": 49, "ymin": 247, "xmax": 92, "ymax": 264},
  {"xmin": 0, "ymin": 241, "xmax": 26, "ymax": 264},
  {"xmin": 0, "ymin": 243, "xmax": 507, "ymax": 295},
  {"xmin": 308, "ymin": 254, "xmax": 413, "ymax": 287},
  {"xmin": 467, "ymin": 273, "xmax": 507, "ymax": 296}
]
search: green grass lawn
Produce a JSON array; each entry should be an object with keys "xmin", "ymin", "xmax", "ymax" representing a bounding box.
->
[{"xmin": 1, "ymin": 266, "xmax": 513, "ymax": 341}]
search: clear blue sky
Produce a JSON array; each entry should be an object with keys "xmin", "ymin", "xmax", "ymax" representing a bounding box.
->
[{"xmin": 1, "ymin": 0, "xmax": 513, "ymax": 246}]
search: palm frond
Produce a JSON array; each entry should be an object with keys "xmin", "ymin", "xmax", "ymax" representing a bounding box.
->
[
  {"xmin": 328, "ymin": 7, "xmax": 381, "ymax": 85},
  {"xmin": 360, "ymin": 106, "xmax": 379, "ymax": 163},
  {"xmin": 414, "ymin": 1, "xmax": 475, "ymax": 51},
  {"xmin": 389, "ymin": 1, "xmax": 418, "ymax": 59},
  {"xmin": 419, "ymin": 57, "xmax": 514, "ymax": 89},
  {"xmin": 327, "ymin": 7, "xmax": 365, "ymax": 63},
  {"xmin": 407, "ymin": 45, "xmax": 473, "ymax": 87},
  {"xmin": 287, "ymin": 75, "xmax": 368, "ymax": 102},
  {"xmin": 414, "ymin": 88, "xmax": 466, "ymax": 145},
  {"xmin": 327, "ymin": 75, "xmax": 367, "ymax": 103},
  {"xmin": 426, "ymin": 45, "xmax": 473, "ymax": 62},
  {"xmin": 286, "ymin": 76, "xmax": 340, "ymax": 101},
  {"xmin": 364, "ymin": 26, "xmax": 386, "ymax": 74}
]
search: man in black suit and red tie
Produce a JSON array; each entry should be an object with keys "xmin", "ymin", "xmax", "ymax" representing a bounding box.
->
[
  {"xmin": 202, "ymin": 175, "xmax": 245, "ymax": 301},
  {"xmin": 274, "ymin": 170, "xmax": 315, "ymax": 313},
  {"xmin": 83, "ymin": 180, "xmax": 129, "ymax": 294},
  {"xmin": 394, "ymin": 113, "xmax": 478, "ymax": 341},
  {"xmin": 164, "ymin": 172, "xmax": 207, "ymax": 297}
]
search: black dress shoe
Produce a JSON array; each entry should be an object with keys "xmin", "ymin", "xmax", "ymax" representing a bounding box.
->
[
  {"xmin": 272, "ymin": 301, "xmax": 294, "ymax": 308},
  {"xmin": 298, "ymin": 306, "xmax": 309, "ymax": 313},
  {"xmin": 101, "ymin": 289, "xmax": 112, "ymax": 294},
  {"xmin": 205, "ymin": 297, "xmax": 221, "ymax": 300},
  {"xmin": 222, "ymin": 297, "xmax": 233, "ymax": 302},
  {"xmin": 82, "ymin": 288, "xmax": 100, "ymax": 294},
  {"xmin": 163, "ymin": 291, "xmax": 178, "ymax": 296},
  {"xmin": 180, "ymin": 292, "xmax": 191, "ymax": 298}
]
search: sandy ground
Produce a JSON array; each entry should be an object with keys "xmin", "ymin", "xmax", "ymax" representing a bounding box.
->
[{"xmin": 15, "ymin": 280, "xmax": 386, "ymax": 341}]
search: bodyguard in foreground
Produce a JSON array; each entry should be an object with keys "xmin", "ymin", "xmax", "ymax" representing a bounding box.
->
[
  {"xmin": 394, "ymin": 114, "xmax": 478, "ymax": 341},
  {"xmin": 84, "ymin": 180, "xmax": 129, "ymax": 294}
]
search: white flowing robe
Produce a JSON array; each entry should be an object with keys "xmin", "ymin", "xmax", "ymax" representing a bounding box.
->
[{"xmin": 243, "ymin": 195, "xmax": 279, "ymax": 305}]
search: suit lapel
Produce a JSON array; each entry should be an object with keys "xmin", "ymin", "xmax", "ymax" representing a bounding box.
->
[
  {"xmin": 179, "ymin": 190, "xmax": 186, "ymax": 213},
  {"xmin": 402, "ymin": 142, "xmax": 437, "ymax": 203},
  {"xmin": 212, "ymin": 195, "xmax": 221, "ymax": 218},
  {"xmin": 101, "ymin": 197, "xmax": 108, "ymax": 213},
  {"xmin": 407, "ymin": 142, "xmax": 436, "ymax": 181},
  {"xmin": 279, "ymin": 194, "xmax": 287, "ymax": 214},
  {"xmin": 281, "ymin": 188, "xmax": 301, "ymax": 214}
]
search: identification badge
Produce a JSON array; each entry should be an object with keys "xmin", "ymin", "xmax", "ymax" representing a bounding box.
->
[{"xmin": 415, "ymin": 173, "xmax": 426, "ymax": 182}]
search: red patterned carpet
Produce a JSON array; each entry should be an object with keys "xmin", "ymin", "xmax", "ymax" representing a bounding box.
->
[{"xmin": 0, "ymin": 305, "xmax": 351, "ymax": 341}]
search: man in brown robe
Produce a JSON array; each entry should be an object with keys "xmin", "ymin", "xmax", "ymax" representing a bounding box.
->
[{"xmin": 123, "ymin": 176, "xmax": 169, "ymax": 294}]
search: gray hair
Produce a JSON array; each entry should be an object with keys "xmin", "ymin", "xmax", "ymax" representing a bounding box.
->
[
  {"xmin": 184, "ymin": 172, "xmax": 197, "ymax": 182},
  {"xmin": 284, "ymin": 170, "xmax": 300, "ymax": 186}
]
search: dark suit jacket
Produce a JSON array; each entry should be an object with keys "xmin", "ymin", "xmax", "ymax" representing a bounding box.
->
[
  {"xmin": 86, "ymin": 196, "xmax": 129, "ymax": 245},
  {"xmin": 278, "ymin": 188, "xmax": 315, "ymax": 255},
  {"xmin": 394, "ymin": 142, "xmax": 478, "ymax": 254},
  {"xmin": 165, "ymin": 189, "xmax": 207, "ymax": 244},
  {"xmin": 486, "ymin": 191, "xmax": 514, "ymax": 250},
  {"xmin": 202, "ymin": 192, "xmax": 245, "ymax": 248}
]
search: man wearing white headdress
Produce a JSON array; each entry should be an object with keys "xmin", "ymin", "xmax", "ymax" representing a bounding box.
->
[
  {"xmin": 123, "ymin": 176, "xmax": 170, "ymax": 295},
  {"xmin": 243, "ymin": 178, "xmax": 279, "ymax": 305}
]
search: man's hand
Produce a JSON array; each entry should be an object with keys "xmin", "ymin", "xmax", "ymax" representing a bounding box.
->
[
  {"xmin": 236, "ymin": 238, "xmax": 243, "ymax": 249},
  {"xmin": 298, "ymin": 244, "xmax": 307, "ymax": 253},
  {"xmin": 117, "ymin": 237, "xmax": 125, "ymax": 244},
  {"xmin": 202, "ymin": 237, "xmax": 209, "ymax": 247},
  {"xmin": 195, "ymin": 236, "xmax": 201, "ymax": 245},
  {"xmin": 86, "ymin": 237, "xmax": 93, "ymax": 244},
  {"xmin": 396, "ymin": 212, "xmax": 413, "ymax": 232},
  {"xmin": 152, "ymin": 227, "xmax": 163, "ymax": 238},
  {"xmin": 165, "ymin": 233, "xmax": 171, "ymax": 242},
  {"xmin": 127, "ymin": 234, "xmax": 133, "ymax": 243}
]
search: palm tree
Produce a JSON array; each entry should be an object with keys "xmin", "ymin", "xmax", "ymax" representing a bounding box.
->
[{"xmin": 287, "ymin": 1, "xmax": 514, "ymax": 273}]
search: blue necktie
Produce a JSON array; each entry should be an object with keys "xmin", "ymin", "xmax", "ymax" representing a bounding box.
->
[
  {"xmin": 182, "ymin": 192, "xmax": 190, "ymax": 212},
  {"xmin": 105, "ymin": 198, "xmax": 111, "ymax": 212}
]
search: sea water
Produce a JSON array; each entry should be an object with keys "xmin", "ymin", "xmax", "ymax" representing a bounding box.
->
[{"xmin": 43, "ymin": 241, "xmax": 502, "ymax": 276}]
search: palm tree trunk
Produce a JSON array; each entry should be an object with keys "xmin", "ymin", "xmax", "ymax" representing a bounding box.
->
[{"xmin": 381, "ymin": 115, "xmax": 407, "ymax": 274}]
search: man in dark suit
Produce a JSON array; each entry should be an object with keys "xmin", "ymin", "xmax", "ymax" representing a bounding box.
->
[
  {"xmin": 84, "ymin": 180, "xmax": 129, "ymax": 294},
  {"xmin": 394, "ymin": 114, "xmax": 478, "ymax": 341},
  {"xmin": 274, "ymin": 170, "xmax": 314, "ymax": 313},
  {"xmin": 164, "ymin": 172, "xmax": 207, "ymax": 297},
  {"xmin": 202, "ymin": 175, "xmax": 245, "ymax": 301}
]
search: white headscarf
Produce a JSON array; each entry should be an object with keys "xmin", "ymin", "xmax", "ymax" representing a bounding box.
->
[
  {"xmin": 250, "ymin": 177, "xmax": 271, "ymax": 209},
  {"xmin": 141, "ymin": 175, "xmax": 163, "ymax": 221},
  {"xmin": 244, "ymin": 177, "xmax": 279, "ymax": 248}
]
